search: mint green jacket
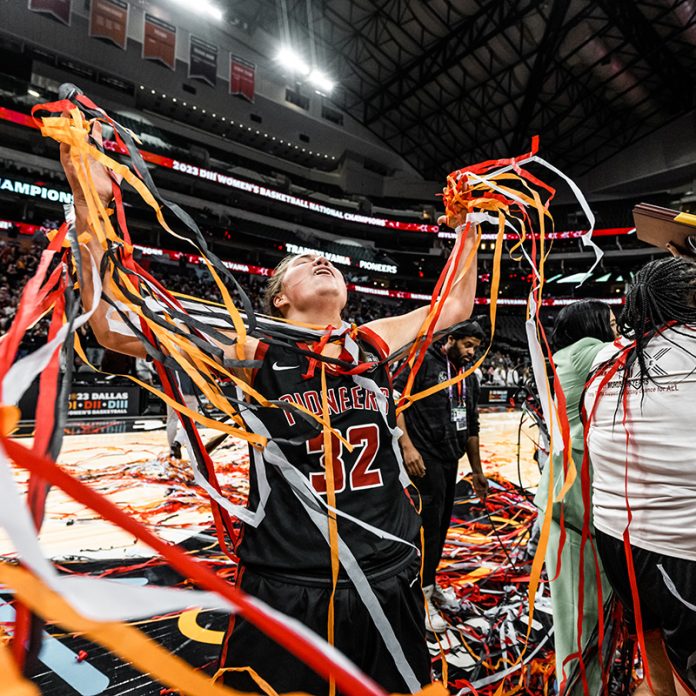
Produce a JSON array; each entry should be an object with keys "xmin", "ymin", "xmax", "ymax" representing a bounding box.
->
[{"xmin": 534, "ymin": 337, "xmax": 610, "ymax": 531}]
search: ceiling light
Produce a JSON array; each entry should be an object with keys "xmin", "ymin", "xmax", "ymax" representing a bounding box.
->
[
  {"xmin": 276, "ymin": 46, "xmax": 310, "ymax": 75},
  {"xmin": 308, "ymin": 68, "xmax": 334, "ymax": 94},
  {"xmin": 27, "ymin": 88, "xmax": 40, "ymax": 98},
  {"xmin": 168, "ymin": 0, "xmax": 222, "ymax": 20}
]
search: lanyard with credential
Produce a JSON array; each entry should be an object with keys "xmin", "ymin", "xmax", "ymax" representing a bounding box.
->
[{"xmin": 446, "ymin": 359, "xmax": 466, "ymax": 407}]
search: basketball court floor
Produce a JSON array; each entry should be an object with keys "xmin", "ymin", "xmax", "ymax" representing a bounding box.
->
[{"xmin": 2, "ymin": 409, "xmax": 547, "ymax": 695}]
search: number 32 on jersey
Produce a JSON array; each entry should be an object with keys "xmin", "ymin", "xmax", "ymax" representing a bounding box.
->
[{"xmin": 306, "ymin": 423, "xmax": 383, "ymax": 494}]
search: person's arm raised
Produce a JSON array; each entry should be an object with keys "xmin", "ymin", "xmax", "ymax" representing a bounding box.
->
[
  {"xmin": 60, "ymin": 125, "xmax": 147, "ymax": 359},
  {"xmin": 60, "ymin": 124, "xmax": 258, "ymax": 363},
  {"xmin": 363, "ymin": 221, "xmax": 478, "ymax": 356}
]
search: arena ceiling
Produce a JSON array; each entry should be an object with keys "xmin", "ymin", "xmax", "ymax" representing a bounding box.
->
[{"xmin": 232, "ymin": 0, "xmax": 696, "ymax": 181}]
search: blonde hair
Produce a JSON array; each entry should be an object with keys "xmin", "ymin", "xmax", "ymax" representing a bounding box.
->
[{"xmin": 264, "ymin": 254, "xmax": 298, "ymax": 317}]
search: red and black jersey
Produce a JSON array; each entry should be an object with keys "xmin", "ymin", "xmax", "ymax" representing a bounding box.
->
[{"xmin": 236, "ymin": 327, "xmax": 420, "ymax": 577}]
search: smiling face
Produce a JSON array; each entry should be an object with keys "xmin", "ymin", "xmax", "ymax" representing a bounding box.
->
[{"xmin": 269, "ymin": 254, "xmax": 348, "ymax": 322}]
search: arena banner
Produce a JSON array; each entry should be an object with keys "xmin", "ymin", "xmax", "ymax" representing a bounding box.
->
[
  {"xmin": 89, "ymin": 0, "xmax": 129, "ymax": 50},
  {"xmin": 230, "ymin": 54, "xmax": 255, "ymax": 102},
  {"xmin": 438, "ymin": 226, "xmax": 633, "ymax": 241},
  {"xmin": 28, "ymin": 0, "xmax": 71, "ymax": 25},
  {"xmin": 67, "ymin": 384, "xmax": 141, "ymax": 418},
  {"xmin": 0, "ymin": 105, "xmax": 636, "ymax": 239},
  {"xmin": 18, "ymin": 380, "xmax": 142, "ymax": 421},
  {"xmin": 0, "ymin": 175, "xmax": 73, "ymax": 204},
  {"xmin": 0, "ymin": 216, "xmax": 624, "ymax": 306},
  {"xmin": 143, "ymin": 13, "xmax": 176, "ymax": 70},
  {"xmin": 189, "ymin": 36, "xmax": 218, "ymax": 87},
  {"xmin": 479, "ymin": 385, "xmax": 518, "ymax": 406}
]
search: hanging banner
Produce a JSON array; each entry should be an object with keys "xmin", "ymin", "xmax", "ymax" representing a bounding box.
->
[
  {"xmin": 189, "ymin": 36, "xmax": 218, "ymax": 86},
  {"xmin": 0, "ymin": 176, "xmax": 73, "ymax": 204},
  {"xmin": 28, "ymin": 0, "xmax": 71, "ymax": 25},
  {"xmin": 143, "ymin": 13, "xmax": 176, "ymax": 70},
  {"xmin": 89, "ymin": 0, "xmax": 129, "ymax": 50},
  {"xmin": 230, "ymin": 54, "xmax": 255, "ymax": 102}
]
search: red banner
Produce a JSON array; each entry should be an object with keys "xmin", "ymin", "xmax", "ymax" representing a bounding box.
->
[
  {"xmin": 28, "ymin": 0, "xmax": 71, "ymax": 25},
  {"xmin": 89, "ymin": 0, "xmax": 129, "ymax": 50},
  {"xmin": 143, "ymin": 13, "xmax": 176, "ymax": 70},
  {"xmin": 230, "ymin": 55, "xmax": 255, "ymax": 103}
]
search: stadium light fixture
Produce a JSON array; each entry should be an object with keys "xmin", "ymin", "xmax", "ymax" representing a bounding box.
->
[
  {"xmin": 275, "ymin": 45, "xmax": 336, "ymax": 94},
  {"xmin": 276, "ymin": 46, "xmax": 310, "ymax": 75},
  {"xmin": 27, "ymin": 88, "xmax": 40, "ymax": 97},
  {"xmin": 169, "ymin": 0, "xmax": 223, "ymax": 20},
  {"xmin": 308, "ymin": 69, "xmax": 334, "ymax": 94}
]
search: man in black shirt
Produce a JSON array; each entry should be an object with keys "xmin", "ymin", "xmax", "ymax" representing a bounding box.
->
[{"xmin": 395, "ymin": 320, "xmax": 488, "ymax": 632}]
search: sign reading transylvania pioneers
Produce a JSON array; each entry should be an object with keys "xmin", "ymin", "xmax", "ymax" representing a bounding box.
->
[{"xmin": 143, "ymin": 13, "xmax": 176, "ymax": 70}]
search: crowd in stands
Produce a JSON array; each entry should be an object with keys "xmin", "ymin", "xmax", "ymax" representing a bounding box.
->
[
  {"xmin": 2, "ymin": 235, "xmax": 529, "ymax": 377},
  {"xmin": 0, "ymin": 238, "xmax": 48, "ymax": 350},
  {"xmin": 478, "ymin": 350, "xmax": 531, "ymax": 387}
]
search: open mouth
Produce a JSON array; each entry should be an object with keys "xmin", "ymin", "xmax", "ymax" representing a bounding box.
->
[{"xmin": 313, "ymin": 268, "xmax": 333, "ymax": 277}]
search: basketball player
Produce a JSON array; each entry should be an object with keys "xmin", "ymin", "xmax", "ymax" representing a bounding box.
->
[{"xmin": 59, "ymin": 126, "xmax": 479, "ymax": 694}]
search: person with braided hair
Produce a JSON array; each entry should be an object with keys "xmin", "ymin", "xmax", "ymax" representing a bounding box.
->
[{"xmin": 585, "ymin": 257, "xmax": 696, "ymax": 696}]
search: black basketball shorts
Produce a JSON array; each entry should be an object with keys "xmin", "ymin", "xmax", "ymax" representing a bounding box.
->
[
  {"xmin": 219, "ymin": 552, "xmax": 431, "ymax": 695},
  {"xmin": 596, "ymin": 529, "xmax": 696, "ymax": 693}
]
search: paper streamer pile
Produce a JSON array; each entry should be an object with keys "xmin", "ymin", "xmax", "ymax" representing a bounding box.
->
[{"xmin": 0, "ymin": 85, "xmax": 620, "ymax": 695}]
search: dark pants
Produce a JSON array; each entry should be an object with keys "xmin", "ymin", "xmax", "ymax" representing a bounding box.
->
[
  {"xmin": 596, "ymin": 529, "xmax": 696, "ymax": 693},
  {"xmin": 219, "ymin": 553, "xmax": 431, "ymax": 695},
  {"xmin": 418, "ymin": 455, "xmax": 459, "ymax": 587}
]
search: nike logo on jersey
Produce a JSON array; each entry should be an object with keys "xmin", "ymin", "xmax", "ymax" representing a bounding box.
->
[{"xmin": 272, "ymin": 362, "xmax": 298, "ymax": 371}]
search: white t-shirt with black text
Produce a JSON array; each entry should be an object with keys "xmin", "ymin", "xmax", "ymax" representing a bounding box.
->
[{"xmin": 585, "ymin": 325, "xmax": 696, "ymax": 561}]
